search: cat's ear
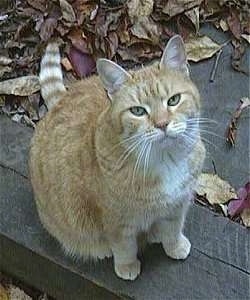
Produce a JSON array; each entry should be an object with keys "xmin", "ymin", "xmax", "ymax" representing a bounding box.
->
[
  {"xmin": 97, "ymin": 59, "xmax": 131, "ymax": 97},
  {"xmin": 160, "ymin": 35, "xmax": 189, "ymax": 76}
]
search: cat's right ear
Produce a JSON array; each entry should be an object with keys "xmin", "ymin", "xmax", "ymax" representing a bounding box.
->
[
  {"xmin": 160, "ymin": 35, "xmax": 189, "ymax": 76},
  {"xmin": 97, "ymin": 59, "xmax": 131, "ymax": 98}
]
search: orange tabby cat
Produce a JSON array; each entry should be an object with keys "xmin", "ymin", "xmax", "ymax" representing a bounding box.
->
[{"xmin": 29, "ymin": 36, "xmax": 205, "ymax": 280}]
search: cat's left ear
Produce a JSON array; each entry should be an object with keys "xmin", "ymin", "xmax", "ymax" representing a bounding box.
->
[
  {"xmin": 97, "ymin": 59, "xmax": 131, "ymax": 97},
  {"xmin": 160, "ymin": 35, "xmax": 189, "ymax": 76}
]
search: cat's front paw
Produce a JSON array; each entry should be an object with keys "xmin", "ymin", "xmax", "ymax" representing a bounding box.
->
[
  {"xmin": 163, "ymin": 234, "xmax": 191, "ymax": 260},
  {"xmin": 114, "ymin": 259, "xmax": 141, "ymax": 280}
]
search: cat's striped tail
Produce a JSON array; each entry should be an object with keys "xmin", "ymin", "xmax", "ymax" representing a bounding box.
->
[{"xmin": 39, "ymin": 43, "xmax": 66, "ymax": 110}]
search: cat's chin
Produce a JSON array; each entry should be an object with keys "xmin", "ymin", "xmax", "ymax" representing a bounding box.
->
[
  {"xmin": 155, "ymin": 134, "xmax": 195, "ymax": 154},
  {"xmin": 156, "ymin": 134, "xmax": 178, "ymax": 148}
]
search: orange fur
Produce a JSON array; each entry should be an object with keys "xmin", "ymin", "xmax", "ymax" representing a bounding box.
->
[{"xmin": 30, "ymin": 37, "xmax": 205, "ymax": 280}]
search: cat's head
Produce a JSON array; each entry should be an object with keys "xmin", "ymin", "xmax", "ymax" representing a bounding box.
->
[{"xmin": 97, "ymin": 35, "xmax": 200, "ymax": 152}]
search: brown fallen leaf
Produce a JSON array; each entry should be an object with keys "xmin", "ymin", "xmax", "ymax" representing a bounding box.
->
[
  {"xmin": 68, "ymin": 28, "xmax": 89, "ymax": 53},
  {"xmin": 130, "ymin": 16, "xmax": 161, "ymax": 45},
  {"xmin": 68, "ymin": 46, "xmax": 95, "ymax": 78},
  {"xmin": 185, "ymin": 35, "xmax": 222, "ymax": 62},
  {"xmin": 219, "ymin": 19, "xmax": 229, "ymax": 32},
  {"xmin": 226, "ymin": 97, "xmax": 250, "ymax": 146},
  {"xmin": 196, "ymin": 173, "xmax": 237, "ymax": 205},
  {"xmin": 39, "ymin": 17, "xmax": 58, "ymax": 42},
  {"xmin": 8, "ymin": 285, "xmax": 32, "ymax": 300},
  {"xmin": 59, "ymin": 0, "xmax": 76, "ymax": 23},
  {"xmin": 0, "ymin": 66, "xmax": 12, "ymax": 78},
  {"xmin": 241, "ymin": 34, "xmax": 250, "ymax": 44},
  {"xmin": 61, "ymin": 57, "xmax": 73, "ymax": 71},
  {"xmin": 231, "ymin": 39, "xmax": 248, "ymax": 75},
  {"xmin": 0, "ymin": 284, "xmax": 9, "ymax": 300},
  {"xmin": 163, "ymin": 0, "xmax": 202, "ymax": 17},
  {"xmin": 227, "ymin": 9, "xmax": 241, "ymax": 40},
  {"xmin": 26, "ymin": 0, "xmax": 47, "ymax": 12},
  {"xmin": 185, "ymin": 7, "xmax": 199, "ymax": 33},
  {"xmin": 0, "ymin": 76, "xmax": 40, "ymax": 96},
  {"xmin": 241, "ymin": 208, "xmax": 250, "ymax": 227},
  {"xmin": 0, "ymin": 56, "xmax": 12, "ymax": 66},
  {"xmin": 118, "ymin": 43, "xmax": 161, "ymax": 62},
  {"xmin": 106, "ymin": 31, "xmax": 119, "ymax": 59},
  {"xmin": 127, "ymin": 0, "xmax": 154, "ymax": 21}
]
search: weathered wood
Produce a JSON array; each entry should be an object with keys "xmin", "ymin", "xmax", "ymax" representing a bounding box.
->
[
  {"xmin": 0, "ymin": 165, "xmax": 249, "ymax": 299},
  {"xmin": 0, "ymin": 115, "xmax": 32, "ymax": 178},
  {"xmin": 0, "ymin": 234, "xmax": 123, "ymax": 300}
]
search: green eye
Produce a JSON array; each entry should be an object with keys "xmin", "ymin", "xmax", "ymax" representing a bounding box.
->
[
  {"xmin": 129, "ymin": 106, "xmax": 147, "ymax": 116},
  {"xmin": 167, "ymin": 94, "xmax": 181, "ymax": 106}
]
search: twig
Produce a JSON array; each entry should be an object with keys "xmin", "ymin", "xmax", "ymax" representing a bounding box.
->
[
  {"xmin": 226, "ymin": 97, "xmax": 250, "ymax": 146},
  {"xmin": 212, "ymin": 160, "xmax": 217, "ymax": 174},
  {"xmin": 210, "ymin": 49, "xmax": 223, "ymax": 82}
]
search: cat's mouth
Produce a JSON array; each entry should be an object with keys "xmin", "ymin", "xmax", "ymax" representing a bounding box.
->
[{"xmin": 156, "ymin": 131, "xmax": 178, "ymax": 146}]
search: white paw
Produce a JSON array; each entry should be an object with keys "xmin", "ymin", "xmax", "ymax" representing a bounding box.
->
[
  {"xmin": 163, "ymin": 234, "xmax": 191, "ymax": 260},
  {"xmin": 114, "ymin": 259, "xmax": 141, "ymax": 280}
]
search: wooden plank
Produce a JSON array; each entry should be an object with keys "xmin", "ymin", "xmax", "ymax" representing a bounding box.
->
[
  {"xmin": 0, "ymin": 234, "xmax": 124, "ymax": 300},
  {"xmin": 0, "ymin": 116, "xmax": 32, "ymax": 178},
  {"xmin": 187, "ymin": 206, "xmax": 250, "ymax": 274},
  {"xmin": 0, "ymin": 165, "xmax": 249, "ymax": 299}
]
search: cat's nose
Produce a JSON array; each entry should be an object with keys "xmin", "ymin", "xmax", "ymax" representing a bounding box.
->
[{"xmin": 155, "ymin": 121, "xmax": 169, "ymax": 131}]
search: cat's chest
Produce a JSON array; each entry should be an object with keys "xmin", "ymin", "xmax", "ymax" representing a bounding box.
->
[{"xmin": 152, "ymin": 157, "xmax": 191, "ymax": 199}]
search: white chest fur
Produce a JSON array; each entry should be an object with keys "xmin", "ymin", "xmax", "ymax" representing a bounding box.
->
[{"xmin": 152, "ymin": 152, "xmax": 191, "ymax": 201}]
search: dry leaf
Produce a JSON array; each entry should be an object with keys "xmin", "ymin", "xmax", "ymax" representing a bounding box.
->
[
  {"xmin": 196, "ymin": 173, "xmax": 237, "ymax": 205},
  {"xmin": 130, "ymin": 17, "xmax": 161, "ymax": 45},
  {"xmin": 106, "ymin": 31, "xmax": 119, "ymax": 59},
  {"xmin": 11, "ymin": 114, "xmax": 23, "ymax": 123},
  {"xmin": 0, "ymin": 76, "xmax": 40, "ymax": 96},
  {"xmin": 26, "ymin": 0, "xmax": 47, "ymax": 12},
  {"xmin": 241, "ymin": 34, "xmax": 250, "ymax": 44},
  {"xmin": 61, "ymin": 57, "xmax": 73, "ymax": 71},
  {"xmin": 218, "ymin": 204, "xmax": 228, "ymax": 216},
  {"xmin": 68, "ymin": 28, "xmax": 89, "ymax": 53},
  {"xmin": 241, "ymin": 208, "xmax": 250, "ymax": 227},
  {"xmin": 9, "ymin": 285, "xmax": 32, "ymax": 300},
  {"xmin": 163, "ymin": 0, "xmax": 202, "ymax": 17},
  {"xmin": 0, "ymin": 284, "xmax": 9, "ymax": 300},
  {"xmin": 59, "ymin": 0, "xmax": 76, "ymax": 23},
  {"xmin": 0, "ymin": 66, "xmax": 12, "ymax": 78},
  {"xmin": 0, "ymin": 14, "xmax": 8, "ymax": 21},
  {"xmin": 127, "ymin": 0, "xmax": 154, "ymax": 21},
  {"xmin": 39, "ymin": 17, "xmax": 58, "ymax": 41},
  {"xmin": 227, "ymin": 9, "xmax": 241, "ymax": 40},
  {"xmin": 185, "ymin": 35, "xmax": 222, "ymax": 62},
  {"xmin": 231, "ymin": 39, "xmax": 248, "ymax": 74},
  {"xmin": 226, "ymin": 97, "xmax": 250, "ymax": 146},
  {"xmin": 219, "ymin": 19, "xmax": 229, "ymax": 32},
  {"xmin": 118, "ymin": 44, "xmax": 161, "ymax": 62},
  {"xmin": 0, "ymin": 56, "xmax": 12, "ymax": 66},
  {"xmin": 68, "ymin": 46, "xmax": 95, "ymax": 78},
  {"xmin": 185, "ymin": 7, "xmax": 199, "ymax": 33}
]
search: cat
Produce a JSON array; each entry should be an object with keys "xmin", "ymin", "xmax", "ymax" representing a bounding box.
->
[{"xmin": 29, "ymin": 35, "xmax": 206, "ymax": 280}]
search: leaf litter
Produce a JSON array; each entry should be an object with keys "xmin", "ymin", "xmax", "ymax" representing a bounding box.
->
[
  {"xmin": 226, "ymin": 97, "xmax": 250, "ymax": 147},
  {"xmin": 196, "ymin": 173, "xmax": 250, "ymax": 227}
]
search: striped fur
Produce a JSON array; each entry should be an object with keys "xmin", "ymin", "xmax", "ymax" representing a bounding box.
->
[{"xmin": 39, "ymin": 43, "xmax": 66, "ymax": 110}]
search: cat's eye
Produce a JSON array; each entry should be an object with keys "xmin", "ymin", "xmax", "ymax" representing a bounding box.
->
[
  {"xmin": 167, "ymin": 94, "xmax": 181, "ymax": 106},
  {"xmin": 129, "ymin": 106, "xmax": 147, "ymax": 116}
]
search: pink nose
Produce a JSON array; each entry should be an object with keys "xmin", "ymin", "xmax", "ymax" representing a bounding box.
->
[{"xmin": 155, "ymin": 121, "xmax": 169, "ymax": 130}]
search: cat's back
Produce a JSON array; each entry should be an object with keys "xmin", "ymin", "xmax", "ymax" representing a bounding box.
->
[
  {"xmin": 30, "ymin": 75, "xmax": 108, "ymax": 196},
  {"xmin": 33, "ymin": 75, "xmax": 107, "ymax": 148}
]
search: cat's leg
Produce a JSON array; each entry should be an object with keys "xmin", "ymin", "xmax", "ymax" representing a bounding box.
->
[
  {"xmin": 109, "ymin": 228, "xmax": 140, "ymax": 280},
  {"xmin": 148, "ymin": 201, "xmax": 191, "ymax": 259}
]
